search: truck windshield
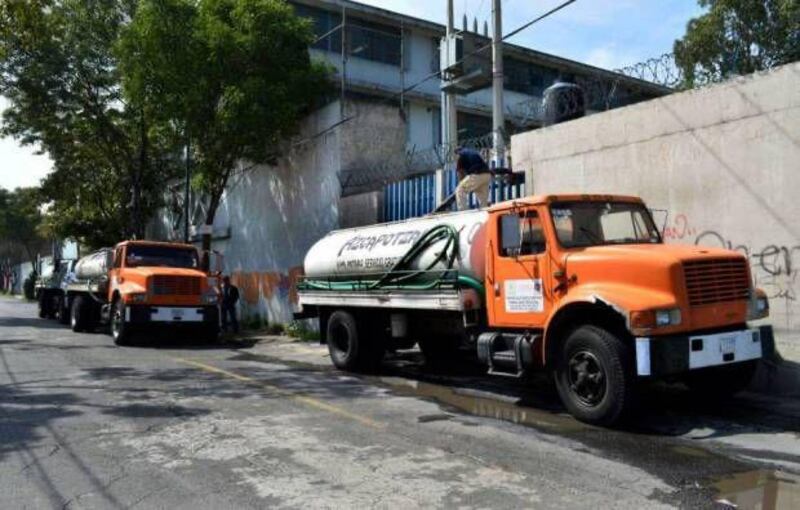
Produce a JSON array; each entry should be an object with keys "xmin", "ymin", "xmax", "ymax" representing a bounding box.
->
[
  {"xmin": 550, "ymin": 201, "xmax": 661, "ymax": 248},
  {"xmin": 125, "ymin": 246, "xmax": 199, "ymax": 269}
]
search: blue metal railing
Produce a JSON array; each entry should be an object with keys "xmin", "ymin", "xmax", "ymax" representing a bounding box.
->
[{"xmin": 384, "ymin": 169, "xmax": 526, "ymax": 222}]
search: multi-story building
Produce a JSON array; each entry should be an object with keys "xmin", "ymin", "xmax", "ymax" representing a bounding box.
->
[{"xmin": 150, "ymin": 0, "xmax": 672, "ymax": 324}]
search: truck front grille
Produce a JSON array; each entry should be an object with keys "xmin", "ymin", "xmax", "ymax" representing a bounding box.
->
[
  {"xmin": 152, "ymin": 275, "xmax": 202, "ymax": 296},
  {"xmin": 683, "ymin": 258, "xmax": 750, "ymax": 306}
]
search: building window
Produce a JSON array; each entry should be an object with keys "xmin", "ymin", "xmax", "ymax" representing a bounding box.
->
[
  {"xmin": 347, "ymin": 19, "xmax": 401, "ymax": 66},
  {"xmin": 504, "ymin": 56, "xmax": 559, "ymax": 96},
  {"xmin": 457, "ymin": 112, "xmax": 492, "ymax": 142},
  {"xmin": 293, "ymin": 3, "xmax": 342, "ymax": 53},
  {"xmin": 292, "ymin": 3, "xmax": 401, "ymax": 67},
  {"xmin": 431, "ymin": 37, "xmax": 441, "ymax": 72}
]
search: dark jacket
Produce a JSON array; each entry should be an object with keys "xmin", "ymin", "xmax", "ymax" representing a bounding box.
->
[
  {"xmin": 456, "ymin": 148, "xmax": 490, "ymax": 175},
  {"xmin": 222, "ymin": 284, "xmax": 240, "ymax": 307}
]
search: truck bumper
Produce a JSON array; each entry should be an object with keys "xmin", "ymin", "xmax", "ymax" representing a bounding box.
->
[
  {"xmin": 126, "ymin": 305, "xmax": 219, "ymax": 326},
  {"xmin": 635, "ymin": 325, "xmax": 774, "ymax": 377}
]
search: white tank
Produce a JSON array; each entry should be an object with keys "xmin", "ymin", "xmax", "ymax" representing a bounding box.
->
[
  {"xmin": 74, "ymin": 248, "xmax": 113, "ymax": 280},
  {"xmin": 304, "ymin": 209, "xmax": 489, "ymax": 282}
]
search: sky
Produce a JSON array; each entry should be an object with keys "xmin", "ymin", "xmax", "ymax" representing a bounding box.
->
[{"xmin": 0, "ymin": 0, "xmax": 705, "ymax": 192}]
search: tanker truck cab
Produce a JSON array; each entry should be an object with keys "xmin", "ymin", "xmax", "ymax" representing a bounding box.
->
[
  {"xmin": 66, "ymin": 241, "xmax": 220, "ymax": 346},
  {"xmin": 297, "ymin": 194, "xmax": 773, "ymax": 426}
]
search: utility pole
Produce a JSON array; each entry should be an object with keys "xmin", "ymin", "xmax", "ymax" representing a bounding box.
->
[
  {"xmin": 442, "ymin": 0, "xmax": 458, "ymax": 154},
  {"xmin": 341, "ymin": 6, "xmax": 347, "ymax": 120},
  {"xmin": 491, "ymin": 0, "xmax": 505, "ymax": 168},
  {"xmin": 184, "ymin": 137, "xmax": 191, "ymax": 243}
]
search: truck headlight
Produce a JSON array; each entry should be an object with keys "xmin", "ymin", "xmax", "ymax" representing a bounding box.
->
[
  {"xmin": 631, "ymin": 308, "xmax": 681, "ymax": 332},
  {"xmin": 128, "ymin": 293, "xmax": 147, "ymax": 304},
  {"xmin": 655, "ymin": 308, "xmax": 681, "ymax": 327},
  {"xmin": 747, "ymin": 290, "xmax": 769, "ymax": 320}
]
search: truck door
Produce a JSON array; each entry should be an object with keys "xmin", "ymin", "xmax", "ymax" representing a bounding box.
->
[{"xmin": 487, "ymin": 208, "xmax": 552, "ymax": 328}]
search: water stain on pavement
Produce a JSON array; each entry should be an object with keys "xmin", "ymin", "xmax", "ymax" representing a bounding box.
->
[
  {"xmin": 380, "ymin": 376, "xmax": 586, "ymax": 433},
  {"xmin": 713, "ymin": 469, "xmax": 800, "ymax": 509}
]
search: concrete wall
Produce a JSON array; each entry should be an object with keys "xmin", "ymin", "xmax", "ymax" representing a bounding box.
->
[
  {"xmin": 210, "ymin": 101, "xmax": 342, "ymax": 324},
  {"xmin": 511, "ymin": 63, "xmax": 800, "ymax": 358}
]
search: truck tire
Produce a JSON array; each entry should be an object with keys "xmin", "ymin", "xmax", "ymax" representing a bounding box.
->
[
  {"xmin": 201, "ymin": 324, "xmax": 219, "ymax": 344},
  {"xmin": 56, "ymin": 296, "xmax": 70, "ymax": 325},
  {"xmin": 111, "ymin": 299, "xmax": 132, "ymax": 346},
  {"xmin": 683, "ymin": 360, "xmax": 757, "ymax": 399},
  {"xmin": 38, "ymin": 293, "xmax": 48, "ymax": 319},
  {"xmin": 70, "ymin": 296, "xmax": 88, "ymax": 332},
  {"xmin": 554, "ymin": 325, "xmax": 634, "ymax": 426},
  {"xmin": 326, "ymin": 310, "xmax": 383, "ymax": 372}
]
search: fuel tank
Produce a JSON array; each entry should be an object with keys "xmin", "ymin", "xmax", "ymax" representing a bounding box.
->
[{"xmin": 304, "ymin": 209, "xmax": 490, "ymax": 282}]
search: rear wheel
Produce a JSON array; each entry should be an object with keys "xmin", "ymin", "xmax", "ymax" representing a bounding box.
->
[
  {"xmin": 56, "ymin": 296, "xmax": 70, "ymax": 325},
  {"xmin": 554, "ymin": 325, "xmax": 634, "ymax": 426},
  {"xmin": 683, "ymin": 360, "xmax": 757, "ymax": 398},
  {"xmin": 111, "ymin": 299, "xmax": 131, "ymax": 346},
  {"xmin": 70, "ymin": 296, "xmax": 90, "ymax": 332},
  {"xmin": 326, "ymin": 310, "xmax": 383, "ymax": 372}
]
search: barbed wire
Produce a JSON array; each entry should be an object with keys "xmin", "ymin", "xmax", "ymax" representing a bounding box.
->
[{"xmin": 339, "ymin": 131, "xmax": 501, "ymax": 195}]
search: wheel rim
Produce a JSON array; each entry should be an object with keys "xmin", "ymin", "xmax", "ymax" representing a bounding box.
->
[
  {"xmin": 112, "ymin": 306, "xmax": 122, "ymax": 338},
  {"xmin": 330, "ymin": 323, "xmax": 350, "ymax": 355},
  {"xmin": 567, "ymin": 350, "xmax": 607, "ymax": 406}
]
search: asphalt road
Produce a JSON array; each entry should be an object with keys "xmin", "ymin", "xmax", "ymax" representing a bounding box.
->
[{"xmin": 1, "ymin": 298, "xmax": 799, "ymax": 509}]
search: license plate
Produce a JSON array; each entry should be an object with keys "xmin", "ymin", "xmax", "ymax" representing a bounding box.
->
[
  {"xmin": 720, "ymin": 336, "xmax": 736, "ymax": 354},
  {"xmin": 171, "ymin": 309, "xmax": 184, "ymax": 320}
]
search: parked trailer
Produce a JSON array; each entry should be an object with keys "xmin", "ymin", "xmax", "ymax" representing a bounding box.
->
[
  {"xmin": 296, "ymin": 194, "xmax": 773, "ymax": 425},
  {"xmin": 64, "ymin": 241, "xmax": 220, "ymax": 345}
]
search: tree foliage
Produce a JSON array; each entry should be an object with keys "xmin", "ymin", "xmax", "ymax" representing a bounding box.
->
[
  {"xmin": 0, "ymin": 187, "xmax": 48, "ymax": 264},
  {"xmin": 0, "ymin": 0, "xmax": 181, "ymax": 248},
  {"xmin": 118, "ymin": 0, "xmax": 331, "ymax": 254},
  {"xmin": 675, "ymin": 0, "xmax": 800, "ymax": 86}
]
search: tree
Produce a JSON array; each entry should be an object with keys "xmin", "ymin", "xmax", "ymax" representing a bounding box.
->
[
  {"xmin": 118, "ymin": 0, "xmax": 331, "ymax": 261},
  {"xmin": 674, "ymin": 0, "xmax": 800, "ymax": 87},
  {"xmin": 0, "ymin": 187, "xmax": 48, "ymax": 264},
  {"xmin": 0, "ymin": 0, "xmax": 181, "ymax": 247}
]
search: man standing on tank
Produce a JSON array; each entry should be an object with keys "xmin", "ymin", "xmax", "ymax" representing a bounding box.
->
[
  {"xmin": 221, "ymin": 275, "xmax": 240, "ymax": 334},
  {"xmin": 454, "ymin": 147, "xmax": 493, "ymax": 210}
]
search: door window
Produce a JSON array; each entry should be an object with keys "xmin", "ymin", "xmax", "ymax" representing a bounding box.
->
[{"xmin": 499, "ymin": 211, "xmax": 545, "ymax": 257}]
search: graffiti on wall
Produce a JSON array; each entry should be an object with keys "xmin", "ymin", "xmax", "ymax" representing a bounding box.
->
[
  {"xmin": 230, "ymin": 266, "xmax": 304, "ymax": 308},
  {"xmin": 663, "ymin": 213, "xmax": 799, "ymax": 327}
]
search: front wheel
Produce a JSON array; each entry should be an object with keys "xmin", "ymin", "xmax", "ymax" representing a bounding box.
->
[
  {"xmin": 111, "ymin": 299, "xmax": 132, "ymax": 346},
  {"xmin": 554, "ymin": 325, "xmax": 634, "ymax": 426}
]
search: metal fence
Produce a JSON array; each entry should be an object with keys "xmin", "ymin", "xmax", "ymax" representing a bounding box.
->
[{"xmin": 383, "ymin": 167, "xmax": 526, "ymax": 222}]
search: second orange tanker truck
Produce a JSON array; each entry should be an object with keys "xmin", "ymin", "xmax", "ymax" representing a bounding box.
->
[
  {"xmin": 65, "ymin": 240, "xmax": 220, "ymax": 345},
  {"xmin": 296, "ymin": 194, "xmax": 773, "ymax": 425}
]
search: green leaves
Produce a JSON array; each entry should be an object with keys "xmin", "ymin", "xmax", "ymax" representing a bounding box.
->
[
  {"xmin": 0, "ymin": 186, "xmax": 48, "ymax": 263},
  {"xmin": 674, "ymin": 0, "xmax": 800, "ymax": 87},
  {"xmin": 0, "ymin": 0, "xmax": 181, "ymax": 248},
  {"xmin": 1, "ymin": 0, "xmax": 331, "ymax": 252},
  {"xmin": 118, "ymin": 0, "xmax": 332, "ymax": 230}
]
